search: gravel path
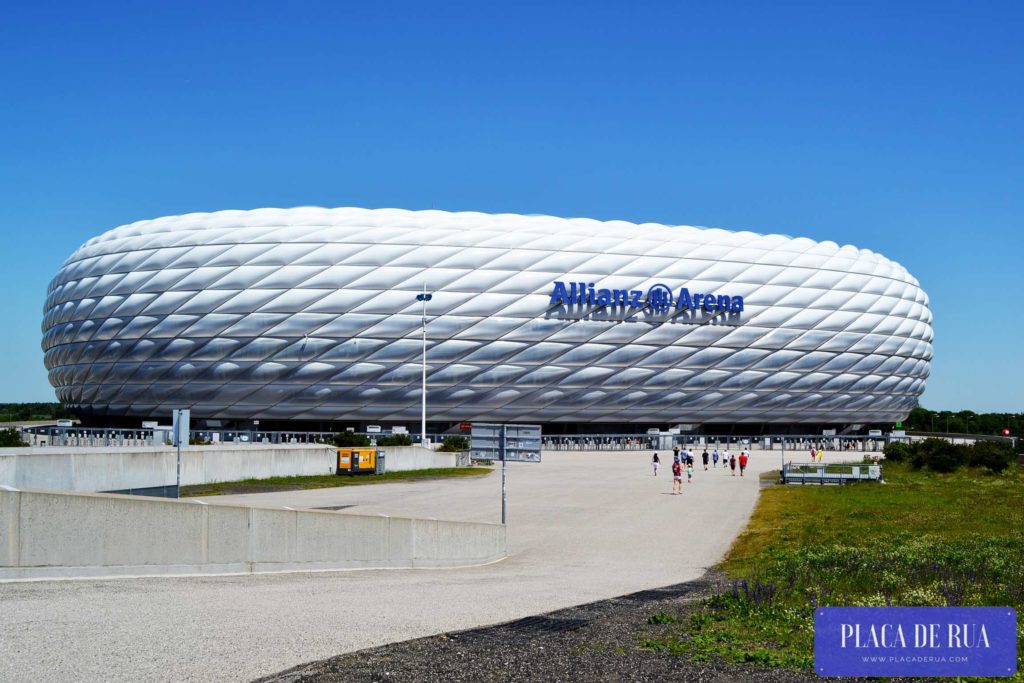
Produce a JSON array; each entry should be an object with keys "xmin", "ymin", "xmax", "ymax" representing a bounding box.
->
[{"xmin": 257, "ymin": 569, "xmax": 817, "ymax": 683}]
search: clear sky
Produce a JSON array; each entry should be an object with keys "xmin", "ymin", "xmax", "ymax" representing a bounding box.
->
[{"xmin": 1, "ymin": 1, "xmax": 1021, "ymax": 412}]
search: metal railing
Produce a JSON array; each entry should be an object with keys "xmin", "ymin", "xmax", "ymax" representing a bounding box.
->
[
  {"xmin": 17, "ymin": 426, "xmax": 448, "ymax": 448},
  {"xmin": 781, "ymin": 461, "xmax": 883, "ymax": 485},
  {"xmin": 542, "ymin": 434, "xmax": 888, "ymax": 453}
]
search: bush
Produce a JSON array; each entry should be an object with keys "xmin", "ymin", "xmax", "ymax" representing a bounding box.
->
[
  {"xmin": 882, "ymin": 441, "xmax": 911, "ymax": 462},
  {"xmin": 968, "ymin": 440, "xmax": 1016, "ymax": 473},
  {"xmin": 0, "ymin": 427, "xmax": 27, "ymax": 448},
  {"xmin": 909, "ymin": 438, "xmax": 971, "ymax": 473},
  {"xmin": 376, "ymin": 433, "xmax": 413, "ymax": 447},
  {"xmin": 438, "ymin": 435, "xmax": 470, "ymax": 452},
  {"xmin": 333, "ymin": 432, "xmax": 371, "ymax": 447}
]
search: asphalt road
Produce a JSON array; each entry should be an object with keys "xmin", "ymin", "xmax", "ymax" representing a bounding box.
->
[{"xmin": 0, "ymin": 448, "xmax": 850, "ymax": 682}]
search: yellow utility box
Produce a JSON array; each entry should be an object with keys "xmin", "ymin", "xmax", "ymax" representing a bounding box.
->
[{"xmin": 337, "ymin": 447, "xmax": 377, "ymax": 475}]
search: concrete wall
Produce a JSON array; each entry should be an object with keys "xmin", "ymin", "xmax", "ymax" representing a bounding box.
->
[
  {"xmin": 0, "ymin": 444, "xmax": 466, "ymax": 493},
  {"xmin": 0, "ymin": 487, "xmax": 506, "ymax": 580},
  {"xmin": 0, "ymin": 445, "xmax": 337, "ymax": 493},
  {"xmin": 379, "ymin": 446, "xmax": 460, "ymax": 472}
]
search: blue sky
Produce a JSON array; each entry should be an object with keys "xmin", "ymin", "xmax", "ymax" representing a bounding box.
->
[{"xmin": 1, "ymin": 1, "xmax": 1021, "ymax": 412}]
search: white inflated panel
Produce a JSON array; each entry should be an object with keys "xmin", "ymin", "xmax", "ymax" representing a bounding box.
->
[{"xmin": 42, "ymin": 207, "xmax": 932, "ymax": 423}]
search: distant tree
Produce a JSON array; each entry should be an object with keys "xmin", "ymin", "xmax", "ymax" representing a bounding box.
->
[
  {"xmin": 333, "ymin": 432, "xmax": 371, "ymax": 447},
  {"xmin": 910, "ymin": 438, "xmax": 964, "ymax": 473},
  {"xmin": 0, "ymin": 403, "xmax": 76, "ymax": 423},
  {"xmin": 882, "ymin": 441, "xmax": 911, "ymax": 463},
  {"xmin": 376, "ymin": 434, "xmax": 413, "ymax": 447},
  {"xmin": 968, "ymin": 441, "xmax": 1015, "ymax": 473},
  {"xmin": 0, "ymin": 428, "xmax": 28, "ymax": 448},
  {"xmin": 438, "ymin": 435, "xmax": 471, "ymax": 452}
]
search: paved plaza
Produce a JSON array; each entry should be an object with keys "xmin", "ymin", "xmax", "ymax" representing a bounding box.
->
[{"xmin": 0, "ymin": 448, "xmax": 859, "ymax": 682}]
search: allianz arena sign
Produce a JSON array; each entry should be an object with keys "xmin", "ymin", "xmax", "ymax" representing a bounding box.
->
[
  {"xmin": 549, "ymin": 281, "xmax": 745, "ymax": 315},
  {"xmin": 42, "ymin": 207, "xmax": 932, "ymax": 424}
]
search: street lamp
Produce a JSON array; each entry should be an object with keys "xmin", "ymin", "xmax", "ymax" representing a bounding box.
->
[{"xmin": 416, "ymin": 284, "xmax": 433, "ymax": 448}]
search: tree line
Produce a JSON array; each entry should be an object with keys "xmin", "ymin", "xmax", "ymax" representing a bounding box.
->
[
  {"xmin": 0, "ymin": 403, "xmax": 77, "ymax": 423},
  {"xmin": 904, "ymin": 406, "xmax": 1021, "ymax": 437}
]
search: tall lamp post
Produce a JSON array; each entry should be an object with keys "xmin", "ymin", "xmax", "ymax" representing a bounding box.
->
[{"xmin": 416, "ymin": 284, "xmax": 433, "ymax": 448}]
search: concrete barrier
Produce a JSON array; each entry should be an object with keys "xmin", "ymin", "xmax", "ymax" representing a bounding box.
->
[
  {"xmin": 0, "ymin": 445, "xmax": 336, "ymax": 493},
  {"xmin": 0, "ymin": 444, "xmax": 466, "ymax": 493},
  {"xmin": 378, "ymin": 446, "xmax": 460, "ymax": 472},
  {"xmin": 0, "ymin": 487, "xmax": 506, "ymax": 580}
]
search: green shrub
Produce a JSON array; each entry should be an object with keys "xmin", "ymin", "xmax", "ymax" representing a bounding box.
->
[
  {"xmin": 438, "ymin": 435, "xmax": 470, "ymax": 452},
  {"xmin": 648, "ymin": 613, "xmax": 677, "ymax": 624},
  {"xmin": 882, "ymin": 441, "xmax": 911, "ymax": 462},
  {"xmin": 333, "ymin": 431, "xmax": 371, "ymax": 447},
  {"xmin": 969, "ymin": 440, "xmax": 1016, "ymax": 473},
  {"xmin": 0, "ymin": 427, "xmax": 27, "ymax": 447},
  {"xmin": 909, "ymin": 438, "xmax": 970, "ymax": 473},
  {"xmin": 376, "ymin": 433, "xmax": 413, "ymax": 447}
]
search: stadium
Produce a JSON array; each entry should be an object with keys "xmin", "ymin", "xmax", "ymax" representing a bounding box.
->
[{"xmin": 41, "ymin": 207, "xmax": 933, "ymax": 432}]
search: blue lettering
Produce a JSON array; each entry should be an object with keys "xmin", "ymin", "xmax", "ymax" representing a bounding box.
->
[
  {"xmin": 550, "ymin": 281, "xmax": 570, "ymax": 305},
  {"xmin": 553, "ymin": 281, "xmax": 745, "ymax": 317},
  {"xmin": 676, "ymin": 288, "xmax": 693, "ymax": 310}
]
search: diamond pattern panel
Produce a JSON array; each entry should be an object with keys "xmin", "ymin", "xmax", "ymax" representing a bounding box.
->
[{"xmin": 42, "ymin": 207, "xmax": 933, "ymax": 423}]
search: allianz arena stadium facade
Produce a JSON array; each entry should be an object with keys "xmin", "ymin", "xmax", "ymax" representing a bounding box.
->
[{"xmin": 42, "ymin": 207, "xmax": 932, "ymax": 429}]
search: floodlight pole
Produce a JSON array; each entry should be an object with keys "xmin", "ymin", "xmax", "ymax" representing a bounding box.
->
[
  {"xmin": 417, "ymin": 284, "xmax": 432, "ymax": 448},
  {"xmin": 176, "ymin": 438, "xmax": 182, "ymax": 498},
  {"xmin": 781, "ymin": 437, "xmax": 786, "ymax": 482},
  {"xmin": 501, "ymin": 424, "xmax": 508, "ymax": 525}
]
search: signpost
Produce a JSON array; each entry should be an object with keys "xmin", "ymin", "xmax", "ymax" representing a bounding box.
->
[
  {"xmin": 470, "ymin": 423, "xmax": 542, "ymax": 524},
  {"xmin": 171, "ymin": 409, "xmax": 190, "ymax": 498}
]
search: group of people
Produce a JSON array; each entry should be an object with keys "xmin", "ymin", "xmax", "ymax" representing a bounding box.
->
[{"xmin": 651, "ymin": 445, "xmax": 750, "ymax": 494}]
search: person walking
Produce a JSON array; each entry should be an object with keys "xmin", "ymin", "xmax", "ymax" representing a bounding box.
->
[
  {"xmin": 672, "ymin": 458, "xmax": 683, "ymax": 494},
  {"xmin": 651, "ymin": 452, "xmax": 660, "ymax": 476},
  {"xmin": 729, "ymin": 453, "xmax": 737, "ymax": 476},
  {"xmin": 673, "ymin": 444, "xmax": 681, "ymax": 461},
  {"xmin": 810, "ymin": 446, "xmax": 817, "ymax": 462},
  {"xmin": 686, "ymin": 461, "xmax": 694, "ymax": 483},
  {"xmin": 701, "ymin": 449, "xmax": 709, "ymax": 470},
  {"xmin": 738, "ymin": 451, "xmax": 748, "ymax": 477},
  {"xmin": 712, "ymin": 449, "xmax": 719, "ymax": 467}
]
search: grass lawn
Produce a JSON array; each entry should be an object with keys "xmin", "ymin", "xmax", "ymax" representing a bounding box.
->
[
  {"xmin": 642, "ymin": 462, "xmax": 1024, "ymax": 677},
  {"xmin": 181, "ymin": 466, "xmax": 492, "ymax": 497}
]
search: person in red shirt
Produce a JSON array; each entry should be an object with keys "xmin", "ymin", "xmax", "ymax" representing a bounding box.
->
[
  {"xmin": 738, "ymin": 451, "xmax": 749, "ymax": 476},
  {"xmin": 672, "ymin": 458, "xmax": 683, "ymax": 494}
]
